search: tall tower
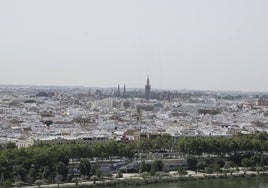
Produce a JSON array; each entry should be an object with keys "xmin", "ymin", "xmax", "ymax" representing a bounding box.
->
[
  {"xmin": 117, "ymin": 85, "xmax": 120, "ymax": 97},
  {"xmin": 123, "ymin": 84, "xmax": 126, "ymax": 98},
  {"xmin": 145, "ymin": 76, "xmax": 151, "ymax": 100}
]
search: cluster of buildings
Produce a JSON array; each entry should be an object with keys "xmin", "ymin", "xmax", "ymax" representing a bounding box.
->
[{"xmin": 1, "ymin": 78, "xmax": 268, "ymax": 149}]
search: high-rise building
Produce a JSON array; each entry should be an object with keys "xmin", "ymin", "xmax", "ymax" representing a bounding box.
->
[{"xmin": 145, "ymin": 76, "xmax": 151, "ymax": 100}]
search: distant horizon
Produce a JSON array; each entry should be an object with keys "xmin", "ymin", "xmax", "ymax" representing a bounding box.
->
[
  {"xmin": 1, "ymin": 83, "xmax": 268, "ymax": 94},
  {"xmin": 1, "ymin": 1, "xmax": 268, "ymax": 92}
]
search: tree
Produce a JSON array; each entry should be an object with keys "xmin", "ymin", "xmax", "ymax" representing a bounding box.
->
[
  {"xmin": 0, "ymin": 172, "xmax": 4, "ymax": 187},
  {"xmin": 139, "ymin": 160, "xmax": 147, "ymax": 173},
  {"xmin": 2, "ymin": 179, "xmax": 12, "ymax": 188},
  {"xmin": 187, "ymin": 156, "xmax": 197, "ymax": 170},
  {"xmin": 26, "ymin": 168, "xmax": 37, "ymax": 183},
  {"xmin": 78, "ymin": 159, "xmax": 91, "ymax": 177},
  {"xmin": 155, "ymin": 160, "xmax": 164, "ymax": 172},
  {"xmin": 178, "ymin": 167, "xmax": 187, "ymax": 176},
  {"xmin": 14, "ymin": 165, "xmax": 27, "ymax": 180},
  {"xmin": 241, "ymin": 158, "xmax": 252, "ymax": 168},
  {"xmin": 224, "ymin": 161, "xmax": 236, "ymax": 169},
  {"xmin": 43, "ymin": 120, "xmax": 53, "ymax": 127},
  {"xmin": 56, "ymin": 162, "xmax": 68, "ymax": 180},
  {"xmin": 41, "ymin": 166, "xmax": 51, "ymax": 180},
  {"xmin": 6, "ymin": 142, "xmax": 16, "ymax": 149},
  {"xmin": 150, "ymin": 160, "xmax": 162, "ymax": 176},
  {"xmin": 116, "ymin": 171, "xmax": 123, "ymax": 178},
  {"xmin": 95, "ymin": 168, "xmax": 102, "ymax": 178},
  {"xmin": 211, "ymin": 162, "xmax": 221, "ymax": 174}
]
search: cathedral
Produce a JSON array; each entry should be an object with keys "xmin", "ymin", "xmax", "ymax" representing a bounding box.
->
[{"xmin": 116, "ymin": 84, "xmax": 126, "ymax": 98}]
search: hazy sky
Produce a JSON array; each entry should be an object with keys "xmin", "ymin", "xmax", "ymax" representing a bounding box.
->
[{"xmin": 0, "ymin": 0, "xmax": 268, "ymax": 91}]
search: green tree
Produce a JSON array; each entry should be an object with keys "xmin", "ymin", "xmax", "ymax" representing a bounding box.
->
[
  {"xmin": 0, "ymin": 172, "xmax": 4, "ymax": 187},
  {"xmin": 155, "ymin": 160, "xmax": 164, "ymax": 172},
  {"xmin": 95, "ymin": 168, "xmax": 102, "ymax": 178},
  {"xmin": 41, "ymin": 166, "xmax": 51, "ymax": 180},
  {"xmin": 26, "ymin": 168, "xmax": 37, "ymax": 183},
  {"xmin": 187, "ymin": 156, "xmax": 197, "ymax": 170},
  {"xmin": 150, "ymin": 163, "xmax": 157, "ymax": 176},
  {"xmin": 43, "ymin": 120, "xmax": 53, "ymax": 127},
  {"xmin": 56, "ymin": 162, "xmax": 68, "ymax": 180},
  {"xmin": 211, "ymin": 162, "xmax": 221, "ymax": 174},
  {"xmin": 178, "ymin": 167, "xmax": 187, "ymax": 176},
  {"xmin": 139, "ymin": 160, "xmax": 147, "ymax": 173},
  {"xmin": 150, "ymin": 160, "xmax": 163, "ymax": 176},
  {"xmin": 224, "ymin": 161, "xmax": 236, "ymax": 169},
  {"xmin": 116, "ymin": 171, "xmax": 123, "ymax": 178},
  {"xmin": 78, "ymin": 159, "xmax": 91, "ymax": 177},
  {"xmin": 241, "ymin": 158, "xmax": 252, "ymax": 168},
  {"xmin": 14, "ymin": 165, "xmax": 27, "ymax": 181}
]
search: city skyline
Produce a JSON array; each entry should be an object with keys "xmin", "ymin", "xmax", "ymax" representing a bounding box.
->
[{"xmin": 1, "ymin": 0, "xmax": 268, "ymax": 92}]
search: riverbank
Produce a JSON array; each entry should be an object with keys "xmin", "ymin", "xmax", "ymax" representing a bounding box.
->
[
  {"xmin": 88, "ymin": 171, "xmax": 268, "ymax": 187},
  {"xmin": 21, "ymin": 169, "xmax": 268, "ymax": 188}
]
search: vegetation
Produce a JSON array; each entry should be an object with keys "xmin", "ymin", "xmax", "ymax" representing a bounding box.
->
[
  {"xmin": 0, "ymin": 140, "xmax": 138, "ymax": 186},
  {"xmin": 198, "ymin": 109, "xmax": 221, "ymax": 115},
  {"xmin": 178, "ymin": 167, "xmax": 187, "ymax": 176},
  {"xmin": 78, "ymin": 158, "xmax": 91, "ymax": 177},
  {"xmin": 24, "ymin": 99, "xmax": 36, "ymax": 103},
  {"xmin": 115, "ymin": 171, "xmax": 123, "ymax": 178},
  {"xmin": 177, "ymin": 133, "xmax": 268, "ymax": 155},
  {"xmin": 43, "ymin": 120, "xmax": 53, "ymax": 127},
  {"xmin": 1, "ymin": 133, "xmax": 268, "ymax": 186}
]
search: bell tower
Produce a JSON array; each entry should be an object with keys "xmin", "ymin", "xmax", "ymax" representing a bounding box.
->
[{"xmin": 145, "ymin": 76, "xmax": 151, "ymax": 100}]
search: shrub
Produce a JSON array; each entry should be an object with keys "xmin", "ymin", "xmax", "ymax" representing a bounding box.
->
[
  {"xmin": 140, "ymin": 172, "xmax": 150, "ymax": 178},
  {"xmin": 115, "ymin": 171, "xmax": 123, "ymax": 178}
]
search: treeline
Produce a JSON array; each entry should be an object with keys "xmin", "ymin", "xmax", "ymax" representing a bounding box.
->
[
  {"xmin": 0, "ymin": 141, "xmax": 136, "ymax": 187},
  {"xmin": 198, "ymin": 109, "xmax": 221, "ymax": 115},
  {"xmin": 177, "ymin": 133, "xmax": 268, "ymax": 155},
  {"xmin": 138, "ymin": 133, "xmax": 268, "ymax": 155},
  {"xmin": 2, "ymin": 133, "xmax": 268, "ymax": 186}
]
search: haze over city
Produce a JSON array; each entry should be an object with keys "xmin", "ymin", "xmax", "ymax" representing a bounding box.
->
[{"xmin": 1, "ymin": 0, "xmax": 268, "ymax": 91}]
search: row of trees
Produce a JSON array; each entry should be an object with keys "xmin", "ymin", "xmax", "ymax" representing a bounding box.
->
[
  {"xmin": 186, "ymin": 152, "xmax": 268, "ymax": 174},
  {"xmin": 1, "ymin": 133, "xmax": 268, "ymax": 186},
  {"xmin": 139, "ymin": 160, "xmax": 164, "ymax": 175},
  {"xmin": 135, "ymin": 132, "xmax": 268, "ymax": 155},
  {"xmin": 0, "ymin": 141, "xmax": 136, "ymax": 187},
  {"xmin": 177, "ymin": 133, "xmax": 268, "ymax": 155}
]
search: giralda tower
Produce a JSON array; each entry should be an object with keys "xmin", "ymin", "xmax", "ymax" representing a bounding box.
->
[{"xmin": 145, "ymin": 76, "xmax": 151, "ymax": 100}]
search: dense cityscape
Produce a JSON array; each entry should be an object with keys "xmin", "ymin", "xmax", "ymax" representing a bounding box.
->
[
  {"xmin": 1, "ymin": 78, "xmax": 268, "ymax": 187},
  {"xmin": 1, "ymin": 0, "xmax": 268, "ymax": 187},
  {"xmin": 1, "ymin": 77, "xmax": 268, "ymax": 148}
]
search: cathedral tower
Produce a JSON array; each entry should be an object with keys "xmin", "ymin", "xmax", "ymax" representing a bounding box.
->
[{"xmin": 145, "ymin": 76, "xmax": 151, "ymax": 100}]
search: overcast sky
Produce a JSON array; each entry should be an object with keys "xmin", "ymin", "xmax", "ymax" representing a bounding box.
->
[{"xmin": 0, "ymin": 0, "xmax": 268, "ymax": 91}]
